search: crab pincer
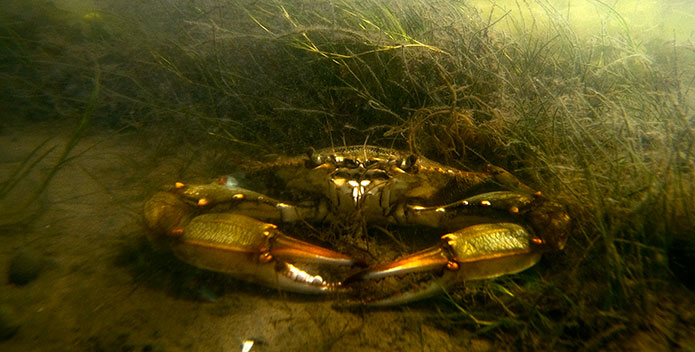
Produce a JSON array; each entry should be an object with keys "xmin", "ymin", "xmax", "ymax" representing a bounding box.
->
[
  {"xmin": 175, "ymin": 213, "xmax": 364, "ymax": 293},
  {"xmin": 145, "ymin": 192, "xmax": 363, "ymax": 293},
  {"xmin": 346, "ymin": 223, "xmax": 548, "ymax": 306}
]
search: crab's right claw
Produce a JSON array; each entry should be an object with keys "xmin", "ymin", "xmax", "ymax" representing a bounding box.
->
[
  {"xmin": 175, "ymin": 213, "xmax": 361, "ymax": 293},
  {"xmin": 348, "ymin": 223, "xmax": 545, "ymax": 306},
  {"xmin": 144, "ymin": 192, "xmax": 361, "ymax": 294}
]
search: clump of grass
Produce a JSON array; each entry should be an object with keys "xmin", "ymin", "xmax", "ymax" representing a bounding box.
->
[
  {"xmin": 189, "ymin": 1, "xmax": 693, "ymax": 349},
  {"xmin": 108, "ymin": 0, "xmax": 695, "ymax": 348},
  {"xmin": 0, "ymin": 69, "xmax": 99, "ymax": 227}
]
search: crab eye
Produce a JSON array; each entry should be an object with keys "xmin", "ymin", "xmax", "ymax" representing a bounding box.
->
[
  {"xmin": 398, "ymin": 155, "xmax": 418, "ymax": 172},
  {"xmin": 363, "ymin": 159, "xmax": 377, "ymax": 167},
  {"xmin": 365, "ymin": 169, "xmax": 389, "ymax": 180},
  {"xmin": 342, "ymin": 158, "xmax": 360, "ymax": 168},
  {"xmin": 305, "ymin": 148, "xmax": 336, "ymax": 168},
  {"xmin": 332, "ymin": 170, "xmax": 352, "ymax": 179}
]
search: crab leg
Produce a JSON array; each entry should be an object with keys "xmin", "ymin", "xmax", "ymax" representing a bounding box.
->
[
  {"xmin": 393, "ymin": 191, "xmax": 536, "ymax": 229},
  {"xmin": 145, "ymin": 192, "xmax": 360, "ymax": 294},
  {"xmin": 348, "ymin": 223, "xmax": 544, "ymax": 305},
  {"xmin": 355, "ymin": 246, "xmax": 450, "ymax": 280},
  {"xmin": 175, "ymin": 213, "xmax": 359, "ymax": 293},
  {"xmin": 269, "ymin": 231, "xmax": 355, "ymax": 265},
  {"xmin": 173, "ymin": 177, "xmax": 329, "ymax": 223}
]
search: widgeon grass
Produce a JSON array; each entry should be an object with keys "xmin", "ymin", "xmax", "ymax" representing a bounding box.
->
[
  {"xmin": 191, "ymin": 1, "xmax": 693, "ymax": 349},
  {"xmin": 0, "ymin": 69, "xmax": 99, "ymax": 227}
]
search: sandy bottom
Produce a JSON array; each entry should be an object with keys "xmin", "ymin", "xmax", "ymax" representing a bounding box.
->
[
  {"xmin": 3, "ymin": 122, "xmax": 694, "ymax": 351},
  {"xmin": 0, "ymin": 122, "xmax": 497, "ymax": 352}
]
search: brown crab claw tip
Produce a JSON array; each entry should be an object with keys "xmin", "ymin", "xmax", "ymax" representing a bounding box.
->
[
  {"xmin": 350, "ymin": 247, "xmax": 450, "ymax": 282},
  {"xmin": 271, "ymin": 234, "xmax": 360, "ymax": 266}
]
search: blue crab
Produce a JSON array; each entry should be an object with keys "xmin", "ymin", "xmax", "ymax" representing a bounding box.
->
[{"xmin": 144, "ymin": 145, "xmax": 570, "ymax": 305}]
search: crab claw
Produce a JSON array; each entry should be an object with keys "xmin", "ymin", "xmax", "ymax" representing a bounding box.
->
[
  {"xmin": 348, "ymin": 223, "xmax": 545, "ymax": 306},
  {"xmin": 173, "ymin": 213, "xmax": 362, "ymax": 293},
  {"xmin": 144, "ymin": 192, "xmax": 360, "ymax": 293}
]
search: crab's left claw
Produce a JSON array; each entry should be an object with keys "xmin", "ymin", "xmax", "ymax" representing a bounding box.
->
[{"xmin": 348, "ymin": 223, "xmax": 545, "ymax": 306}]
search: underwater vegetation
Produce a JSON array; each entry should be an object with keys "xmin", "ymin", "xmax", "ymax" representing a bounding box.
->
[{"xmin": 2, "ymin": 0, "xmax": 694, "ymax": 350}]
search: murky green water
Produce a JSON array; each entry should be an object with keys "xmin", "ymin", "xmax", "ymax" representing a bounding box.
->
[{"xmin": 2, "ymin": 0, "xmax": 695, "ymax": 351}]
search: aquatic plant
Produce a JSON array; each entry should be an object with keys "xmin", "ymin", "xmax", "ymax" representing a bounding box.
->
[
  {"xmin": 133, "ymin": 1, "xmax": 695, "ymax": 348},
  {"xmin": 2, "ymin": 0, "xmax": 693, "ymax": 349}
]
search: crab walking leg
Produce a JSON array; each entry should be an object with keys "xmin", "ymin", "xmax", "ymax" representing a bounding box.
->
[
  {"xmin": 392, "ymin": 191, "xmax": 536, "ymax": 229},
  {"xmin": 349, "ymin": 223, "xmax": 544, "ymax": 306},
  {"xmin": 172, "ymin": 177, "xmax": 330, "ymax": 223}
]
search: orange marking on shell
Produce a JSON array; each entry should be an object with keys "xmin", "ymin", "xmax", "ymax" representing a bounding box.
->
[
  {"xmin": 446, "ymin": 261, "xmax": 460, "ymax": 271},
  {"xmin": 314, "ymin": 163, "xmax": 332, "ymax": 170},
  {"xmin": 259, "ymin": 253, "xmax": 273, "ymax": 262},
  {"xmin": 509, "ymin": 206, "xmax": 519, "ymax": 214},
  {"xmin": 442, "ymin": 233, "xmax": 455, "ymax": 240},
  {"xmin": 531, "ymin": 238, "xmax": 544, "ymax": 245},
  {"xmin": 197, "ymin": 198, "xmax": 209, "ymax": 206},
  {"xmin": 170, "ymin": 228, "xmax": 184, "ymax": 236},
  {"xmin": 233, "ymin": 193, "xmax": 244, "ymax": 199},
  {"xmin": 534, "ymin": 191, "xmax": 542, "ymax": 196},
  {"xmin": 481, "ymin": 200, "xmax": 491, "ymax": 206},
  {"xmin": 175, "ymin": 182, "xmax": 185, "ymax": 189}
]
